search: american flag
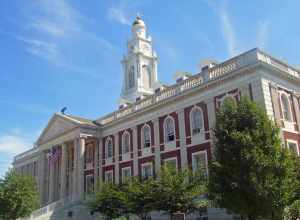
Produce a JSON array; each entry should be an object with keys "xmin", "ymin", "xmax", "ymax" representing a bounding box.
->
[{"xmin": 48, "ymin": 147, "xmax": 61, "ymax": 165}]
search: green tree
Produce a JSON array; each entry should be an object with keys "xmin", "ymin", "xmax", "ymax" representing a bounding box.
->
[
  {"xmin": 284, "ymin": 200, "xmax": 300, "ymax": 220},
  {"xmin": 89, "ymin": 182, "xmax": 128, "ymax": 220},
  {"xmin": 122, "ymin": 177, "xmax": 157, "ymax": 220},
  {"xmin": 209, "ymin": 97, "xmax": 300, "ymax": 220},
  {"xmin": 154, "ymin": 166, "xmax": 207, "ymax": 220},
  {"xmin": 0, "ymin": 169, "xmax": 39, "ymax": 220}
]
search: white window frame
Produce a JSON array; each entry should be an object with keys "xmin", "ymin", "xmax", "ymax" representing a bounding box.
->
[
  {"xmin": 105, "ymin": 170, "xmax": 113, "ymax": 183},
  {"xmin": 121, "ymin": 167, "xmax": 132, "ymax": 183},
  {"xmin": 280, "ymin": 92, "xmax": 293, "ymax": 122},
  {"xmin": 286, "ymin": 139, "xmax": 299, "ymax": 156},
  {"xmin": 141, "ymin": 162, "xmax": 153, "ymax": 179},
  {"xmin": 191, "ymin": 151, "xmax": 208, "ymax": 174},
  {"xmin": 105, "ymin": 137, "xmax": 113, "ymax": 159},
  {"xmin": 85, "ymin": 174, "xmax": 94, "ymax": 194},
  {"xmin": 141, "ymin": 124, "xmax": 151, "ymax": 148},
  {"xmin": 163, "ymin": 157, "xmax": 178, "ymax": 170},
  {"xmin": 122, "ymin": 131, "xmax": 131, "ymax": 154},
  {"xmin": 189, "ymin": 106, "xmax": 204, "ymax": 136},
  {"xmin": 164, "ymin": 116, "xmax": 175, "ymax": 143}
]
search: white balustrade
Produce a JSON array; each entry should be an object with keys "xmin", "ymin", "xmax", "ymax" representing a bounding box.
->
[{"xmin": 98, "ymin": 49, "xmax": 299, "ymax": 126}]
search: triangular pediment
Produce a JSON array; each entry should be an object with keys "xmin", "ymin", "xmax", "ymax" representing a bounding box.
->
[{"xmin": 37, "ymin": 113, "xmax": 79, "ymax": 145}]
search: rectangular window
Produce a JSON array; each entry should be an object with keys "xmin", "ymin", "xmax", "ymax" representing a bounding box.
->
[
  {"xmin": 192, "ymin": 151, "xmax": 208, "ymax": 175},
  {"xmin": 85, "ymin": 175, "xmax": 94, "ymax": 194},
  {"xmin": 105, "ymin": 171, "xmax": 113, "ymax": 183},
  {"xmin": 142, "ymin": 163, "xmax": 153, "ymax": 180},
  {"xmin": 287, "ymin": 140, "xmax": 299, "ymax": 156},
  {"xmin": 122, "ymin": 167, "xmax": 131, "ymax": 183}
]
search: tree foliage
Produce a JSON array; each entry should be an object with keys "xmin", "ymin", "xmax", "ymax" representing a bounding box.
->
[
  {"xmin": 154, "ymin": 166, "xmax": 207, "ymax": 218},
  {"xmin": 89, "ymin": 182, "xmax": 128, "ymax": 220},
  {"xmin": 284, "ymin": 200, "xmax": 300, "ymax": 220},
  {"xmin": 122, "ymin": 177, "xmax": 157, "ymax": 220},
  {"xmin": 209, "ymin": 97, "xmax": 300, "ymax": 220},
  {"xmin": 0, "ymin": 169, "xmax": 39, "ymax": 220},
  {"xmin": 90, "ymin": 167, "xmax": 207, "ymax": 220}
]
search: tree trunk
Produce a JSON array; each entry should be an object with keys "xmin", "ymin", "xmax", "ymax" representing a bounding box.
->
[
  {"xmin": 247, "ymin": 215, "xmax": 256, "ymax": 220},
  {"xmin": 171, "ymin": 212, "xmax": 185, "ymax": 220}
]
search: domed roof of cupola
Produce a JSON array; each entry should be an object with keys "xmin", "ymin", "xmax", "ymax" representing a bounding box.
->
[{"xmin": 132, "ymin": 15, "xmax": 145, "ymax": 28}]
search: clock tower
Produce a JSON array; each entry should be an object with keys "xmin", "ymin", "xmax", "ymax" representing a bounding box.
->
[{"xmin": 120, "ymin": 15, "xmax": 159, "ymax": 104}]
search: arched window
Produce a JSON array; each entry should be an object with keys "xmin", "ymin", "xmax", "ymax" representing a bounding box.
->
[
  {"xmin": 142, "ymin": 124, "xmax": 151, "ymax": 148},
  {"xmin": 190, "ymin": 107, "xmax": 203, "ymax": 135},
  {"xmin": 122, "ymin": 132, "xmax": 130, "ymax": 154},
  {"xmin": 281, "ymin": 93, "xmax": 292, "ymax": 121},
  {"xmin": 106, "ymin": 138, "xmax": 113, "ymax": 159},
  {"xmin": 128, "ymin": 66, "xmax": 135, "ymax": 88},
  {"xmin": 164, "ymin": 117, "xmax": 175, "ymax": 142}
]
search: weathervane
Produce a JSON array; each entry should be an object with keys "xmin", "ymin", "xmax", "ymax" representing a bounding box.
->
[{"xmin": 60, "ymin": 107, "xmax": 67, "ymax": 115}]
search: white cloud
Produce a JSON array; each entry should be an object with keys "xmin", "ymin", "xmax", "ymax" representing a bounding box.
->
[
  {"xmin": 108, "ymin": 7, "xmax": 130, "ymax": 25},
  {"xmin": 0, "ymin": 133, "xmax": 32, "ymax": 155},
  {"xmin": 0, "ymin": 0, "xmax": 119, "ymax": 79},
  {"xmin": 219, "ymin": 9, "xmax": 238, "ymax": 56},
  {"xmin": 256, "ymin": 20, "xmax": 269, "ymax": 49},
  {"xmin": 29, "ymin": 20, "xmax": 67, "ymax": 38}
]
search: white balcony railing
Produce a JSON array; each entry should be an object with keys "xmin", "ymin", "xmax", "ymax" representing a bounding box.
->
[{"xmin": 98, "ymin": 48, "xmax": 300, "ymax": 126}]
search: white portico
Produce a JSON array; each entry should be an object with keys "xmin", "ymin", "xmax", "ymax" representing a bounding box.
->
[
  {"xmin": 120, "ymin": 15, "xmax": 159, "ymax": 104},
  {"xmin": 22, "ymin": 113, "xmax": 99, "ymax": 206}
]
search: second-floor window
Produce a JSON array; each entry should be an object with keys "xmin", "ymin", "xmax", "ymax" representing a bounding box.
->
[
  {"xmin": 281, "ymin": 93, "xmax": 292, "ymax": 121},
  {"xmin": 106, "ymin": 138, "xmax": 113, "ymax": 159},
  {"xmin": 190, "ymin": 107, "xmax": 203, "ymax": 135},
  {"xmin": 142, "ymin": 125, "xmax": 151, "ymax": 148},
  {"xmin": 164, "ymin": 117, "xmax": 175, "ymax": 142},
  {"xmin": 122, "ymin": 132, "xmax": 130, "ymax": 154}
]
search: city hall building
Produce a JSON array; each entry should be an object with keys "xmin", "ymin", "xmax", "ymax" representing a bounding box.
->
[{"xmin": 13, "ymin": 16, "xmax": 300, "ymax": 220}]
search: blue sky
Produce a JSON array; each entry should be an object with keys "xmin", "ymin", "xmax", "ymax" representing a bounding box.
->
[{"xmin": 0, "ymin": 0, "xmax": 300, "ymax": 176}]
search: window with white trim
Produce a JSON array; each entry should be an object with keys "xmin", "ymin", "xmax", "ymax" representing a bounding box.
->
[
  {"xmin": 122, "ymin": 167, "xmax": 131, "ymax": 183},
  {"xmin": 192, "ymin": 151, "xmax": 208, "ymax": 175},
  {"xmin": 190, "ymin": 107, "xmax": 204, "ymax": 135},
  {"xmin": 164, "ymin": 117, "xmax": 175, "ymax": 142},
  {"xmin": 105, "ymin": 171, "xmax": 113, "ymax": 183},
  {"xmin": 142, "ymin": 124, "xmax": 151, "ymax": 148},
  {"xmin": 122, "ymin": 132, "xmax": 130, "ymax": 154},
  {"xmin": 281, "ymin": 93, "xmax": 292, "ymax": 121},
  {"xmin": 85, "ymin": 174, "xmax": 94, "ymax": 194},
  {"xmin": 287, "ymin": 140, "xmax": 299, "ymax": 156},
  {"xmin": 106, "ymin": 138, "xmax": 113, "ymax": 159},
  {"xmin": 141, "ymin": 163, "xmax": 153, "ymax": 180}
]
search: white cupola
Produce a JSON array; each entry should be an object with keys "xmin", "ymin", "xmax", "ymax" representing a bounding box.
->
[{"xmin": 119, "ymin": 15, "xmax": 159, "ymax": 105}]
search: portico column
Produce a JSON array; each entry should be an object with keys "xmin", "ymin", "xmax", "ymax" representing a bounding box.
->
[
  {"xmin": 72, "ymin": 139, "xmax": 78, "ymax": 201},
  {"xmin": 38, "ymin": 150, "xmax": 47, "ymax": 205},
  {"xmin": 77, "ymin": 138, "xmax": 85, "ymax": 200},
  {"xmin": 60, "ymin": 143, "xmax": 67, "ymax": 199},
  {"xmin": 153, "ymin": 118, "xmax": 161, "ymax": 175},
  {"xmin": 48, "ymin": 147, "xmax": 55, "ymax": 203}
]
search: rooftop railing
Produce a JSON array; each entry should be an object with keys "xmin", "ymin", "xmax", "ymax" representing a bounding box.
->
[{"xmin": 97, "ymin": 48, "xmax": 300, "ymax": 126}]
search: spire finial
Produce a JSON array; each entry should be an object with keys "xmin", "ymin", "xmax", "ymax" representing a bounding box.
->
[{"xmin": 136, "ymin": 12, "xmax": 142, "ymax": 19}]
